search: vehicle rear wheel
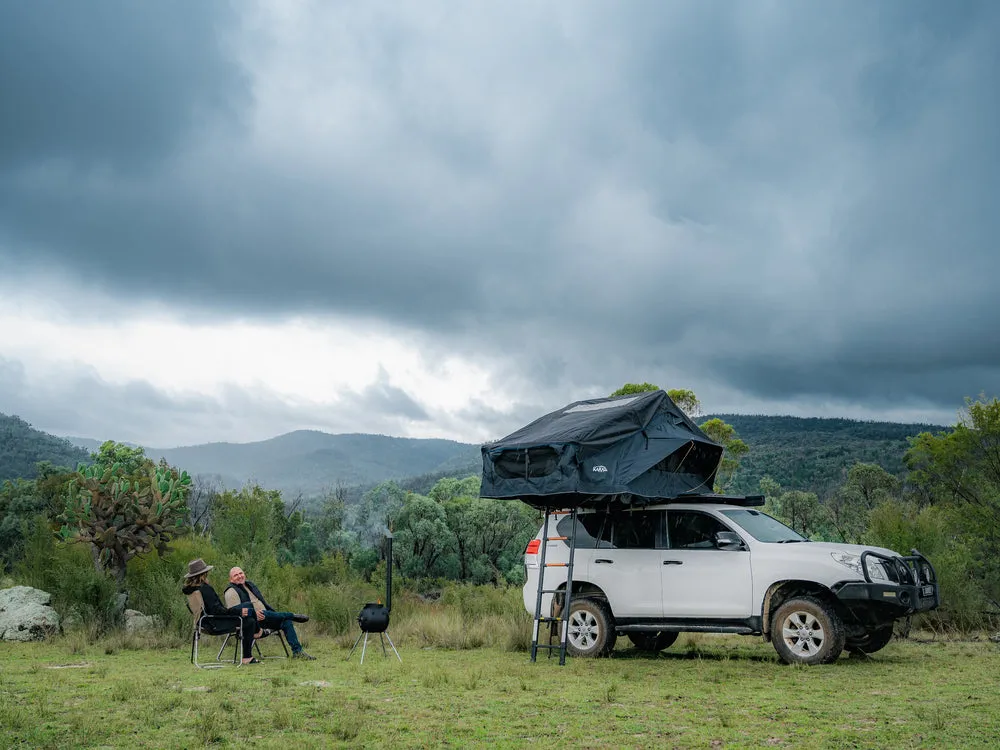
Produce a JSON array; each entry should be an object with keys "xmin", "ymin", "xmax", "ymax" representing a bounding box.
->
[
  {"xmin": 846, "ymin": 626, "xmax": 893, "ymax": 655},
  {"xmin": 566, "ymin": 598, "xmax": 617, "ymax": 657},
  {"xmin": 770, "ymin": 596, "xmax": 845, "ymax": 665},
  {"xmin": 628, "ymin": 631, "xmax": 679, "ymax": 652}
]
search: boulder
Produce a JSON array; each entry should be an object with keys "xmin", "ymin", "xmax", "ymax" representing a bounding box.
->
[
  {"xmin": 0, "ymin": 586, "xmax": 61, "ymax": 642},
  {"xmin": 124, "ymin": 608, "xmax": 162, "ymax": 634}
]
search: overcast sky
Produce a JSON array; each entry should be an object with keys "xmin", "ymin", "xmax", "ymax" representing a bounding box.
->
[{"xmin": 1, "ymin": 1, "xmax": 997, "ymax": 448}]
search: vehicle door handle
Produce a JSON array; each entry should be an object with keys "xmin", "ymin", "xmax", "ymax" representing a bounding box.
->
[
  {"xmin": 594, "ymin": 559, "xmax": 614, "ymax": 564},
  {"xmin": 663, "ymin": 560, "xmax": 683, "ymax": 565}
]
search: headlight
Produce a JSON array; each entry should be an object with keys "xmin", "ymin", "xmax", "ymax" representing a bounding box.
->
[
  {"xmin": 831, "ymin": 552, "xmax": 887, "ymax": 580},
  {"xmin": 865, "ymin": 558, "xmax": 887, "ymax": 581},
  {"xmin": 831, "ymin": 551, "xmax": 863, "ymax": 576}
]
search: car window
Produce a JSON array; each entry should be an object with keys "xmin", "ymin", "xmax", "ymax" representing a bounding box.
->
[
  {"xmin": 719, "ymin": 509, "xmax": 806, "ymax": 543},
  {"xmin": 666, "ymin": 510, "xmax": 730, "ymax": 550},
  {"xmin": 610, "ymin": 510, "xmax": 660, "ymax": 549},
  {"xmin": 557, "ymin": 513, "xmax": 612, "ymax": 549}
]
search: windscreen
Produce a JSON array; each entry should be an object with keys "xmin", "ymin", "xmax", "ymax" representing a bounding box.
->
[{"xmin": 720, "ymin": 509, "xmax": 807, "ymax": 543}]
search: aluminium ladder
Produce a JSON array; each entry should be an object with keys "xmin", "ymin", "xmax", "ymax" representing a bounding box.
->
[{"xmin": 530, "ymin": 507, "xmax": 578, "ymax": 665}]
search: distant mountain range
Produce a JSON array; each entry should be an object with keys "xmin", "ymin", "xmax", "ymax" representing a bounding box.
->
[
  {"xmin": 63, "ymin": 430, "xmax": 481, "ymax": 499},
  {"xmin": 3, "ymin": 410, "xmax": 947, "ymax": 503}
]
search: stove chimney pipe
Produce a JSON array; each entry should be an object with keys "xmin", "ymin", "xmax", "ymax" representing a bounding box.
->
[{"xmin": 384, "ymin": 531, "xmax": 393, "ymax": 614}]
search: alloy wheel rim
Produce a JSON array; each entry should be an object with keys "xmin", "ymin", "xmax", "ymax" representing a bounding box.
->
[
  {"xmin": 568, "ymin": 610, "xmax": 599, "ymax": 650},
  {"xmin": 781, "ymin": 610, "xmax": 825, "ymax": 656}
]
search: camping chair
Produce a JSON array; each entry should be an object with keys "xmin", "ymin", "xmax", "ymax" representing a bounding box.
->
[
  {"xmin": 186, "ymin": 591, "xmax": 291, "ymax": 667},
  {"xmin": 187, "ymin": 590, "xmax": 242, "ymax": 669}
]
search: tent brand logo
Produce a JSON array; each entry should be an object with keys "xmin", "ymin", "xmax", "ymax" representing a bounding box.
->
[{"xmin": 592, "ymin": 465, "xmax": 608, "ymax": 473}]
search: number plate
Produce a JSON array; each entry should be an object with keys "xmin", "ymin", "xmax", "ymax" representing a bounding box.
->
[{"xmin": 921, "ymin": 585, "xmax": 935, "ymax": 597}]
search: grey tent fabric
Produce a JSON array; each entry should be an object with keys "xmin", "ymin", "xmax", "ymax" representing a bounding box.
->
[{"xmin": 480, "ymin": 390, "xmax": 723, "ymax": 508}]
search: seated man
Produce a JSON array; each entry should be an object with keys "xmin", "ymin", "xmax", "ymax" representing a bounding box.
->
[{"xmin": 224, "ymin": 567, "xmax": 316, "ymax": 660}]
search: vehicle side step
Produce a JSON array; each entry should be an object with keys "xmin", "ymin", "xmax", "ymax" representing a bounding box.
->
[{"xmin": 616, "ymin": 624, "xmax": 756, "ymax": 634}]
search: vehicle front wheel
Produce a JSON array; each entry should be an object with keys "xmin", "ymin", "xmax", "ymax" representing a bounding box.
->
[
  {"xmin": 846, "ymin": 626, "xmax": 893, "ymax": 655},
  {"xmin": 770, "ymin": 596, "xmax": 845, "ymax": 665},
  {"xmin": 628, "ymin": 631, "xmax": 679, "ymax": 652},
  {"xmin": 565, "ymin": 598, "xmax": 617, "ymax": 657}
]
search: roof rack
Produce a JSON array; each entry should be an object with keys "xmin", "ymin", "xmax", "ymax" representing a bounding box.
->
[{"xmin": 672, "ymin": 493, "xmax": 765, "ymax": 507}]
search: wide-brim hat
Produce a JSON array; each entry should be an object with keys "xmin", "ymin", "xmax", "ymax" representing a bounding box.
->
[{"xmin": 184, "ymin": 558, "xmax": 214, "ymax": 580}]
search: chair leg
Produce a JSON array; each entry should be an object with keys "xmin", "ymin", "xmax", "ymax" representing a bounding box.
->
[
  {"xmin": 192, "ymin": 630, "xmax": 227, "ymax": 669},
  {"xmin": 217, "ymin": 633, "xmax": 232, "ymax": 662}
]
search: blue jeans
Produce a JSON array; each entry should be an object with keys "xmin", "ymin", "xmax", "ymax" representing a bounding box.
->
[{"xmin": 260, "ymin": 610, "xmax": 302, "ymax": 653}]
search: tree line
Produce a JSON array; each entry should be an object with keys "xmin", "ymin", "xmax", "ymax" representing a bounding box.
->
[{"xmin": 2, "ymin": 389, "xmax": 999, "ymax": 632}]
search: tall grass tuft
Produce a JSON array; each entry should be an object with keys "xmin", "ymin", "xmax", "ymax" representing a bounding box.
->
[{"xmin": 331, "ymin": 707, "xmax": 365, "ymax": 741}]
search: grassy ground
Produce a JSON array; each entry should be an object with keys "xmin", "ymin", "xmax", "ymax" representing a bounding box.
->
[{"xmin": 1, "ymin": 631, "xmax": 998, "ymax": 749}]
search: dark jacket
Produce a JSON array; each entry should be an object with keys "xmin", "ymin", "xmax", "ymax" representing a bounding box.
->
[{"xmin": 224, "ymin": 580, "xmax": 273, "ymax": 612}]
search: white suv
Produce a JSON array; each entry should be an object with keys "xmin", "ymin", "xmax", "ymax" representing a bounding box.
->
[{"xmin": 523, "ymin": 500, "xmax": 939, "ymax": 665}]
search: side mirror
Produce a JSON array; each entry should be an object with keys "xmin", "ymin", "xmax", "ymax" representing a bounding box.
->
[{"xmin": 715, "ymin": 531, "xmax": 745, "ymax": 550}]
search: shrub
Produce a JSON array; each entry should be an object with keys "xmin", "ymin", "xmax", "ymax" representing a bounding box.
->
[{"xmin": 16, "ymin": 517, "xmax": 122, "ymax": 633}]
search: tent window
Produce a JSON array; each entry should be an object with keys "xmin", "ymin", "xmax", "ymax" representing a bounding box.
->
[
  {"xmin": 651, "ymin": 441, "xmax": 719, "ymax": 477},
  {"xmin": 493, "ymin": 447, "xmax": 560, "ymax": 479}
]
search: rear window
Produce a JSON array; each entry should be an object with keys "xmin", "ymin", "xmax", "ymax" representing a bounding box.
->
[
  {"xmin": 557, "ymin": 513, "xmax": 612, "ymax": 549},
  {"xmin": 557, "ymin": 511, "xmax": 660, "ymax": 549}
]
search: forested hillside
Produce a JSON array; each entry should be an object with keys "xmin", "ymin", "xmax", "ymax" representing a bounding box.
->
[
  {"xmin": 714, "ymin": 414, "xmax": 946, "ymax": 497},
  {"xmin": 59, "ymin": 415, "xmax": 945, "ymax": 502},
  {"xmin": 0, "ymin": 414, "xmax": 90, "ymax": 481},
  {"xmin": 340, "ymin": 415, "xmax": 945, "ymax": 503}
]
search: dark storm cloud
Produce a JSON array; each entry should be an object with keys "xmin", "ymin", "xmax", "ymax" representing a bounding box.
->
[
  {"xmin": 2, "ymin": 1, "xmax": 999, "ymax": 420},
  {"xmin": 0, "ymin": 0, "xmax": 248, "ymax": 173}
]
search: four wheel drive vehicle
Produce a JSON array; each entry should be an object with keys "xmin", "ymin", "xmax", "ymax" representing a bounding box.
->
[{"xmin": 523, "ymin": 500, "xmax": 939, "ymax": 665}]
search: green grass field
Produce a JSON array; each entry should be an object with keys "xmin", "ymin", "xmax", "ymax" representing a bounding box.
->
[{"xmin": 2, "ymin": 632, "xmax": 998, "ymax": 749}]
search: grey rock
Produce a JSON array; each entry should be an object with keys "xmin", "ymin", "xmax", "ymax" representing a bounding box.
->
[
  {"xmin": 0, "ymin": 585, "xmax": 51, "ymax": 609},
  {"xmin": 0, "ymin": 586, "xmax": 60, "ymax": 641},
  {"xmin": 124, "ymin": 609, "xmax": 161, "ymax": 634}
]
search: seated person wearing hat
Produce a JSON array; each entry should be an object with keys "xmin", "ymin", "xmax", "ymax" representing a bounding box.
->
[
  {"xmin": 181, "ymin": 558, "xmax": 261, "ymax": 665},
  {"xmin": 224, "ymin": 567, "xmax": 315, "ymax": 660}
]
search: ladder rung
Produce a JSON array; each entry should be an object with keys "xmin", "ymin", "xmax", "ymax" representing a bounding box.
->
[{"xmin": 531, "ymin": 508, "xmax": 576, "ymax": 665}]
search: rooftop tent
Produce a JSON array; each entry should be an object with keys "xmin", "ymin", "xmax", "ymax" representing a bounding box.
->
[{"xmin": 480, "ymin": 390, "xmax": 724, "ymax": 508}]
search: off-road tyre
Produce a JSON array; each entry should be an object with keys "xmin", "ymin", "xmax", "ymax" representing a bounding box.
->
[
  {"xmin": 770, "ymin": 596, "xmax": 845, "ymax": 665},
  {"xmin": 846, "ymin": 626, "xmax": 893, "ymax": 655},
  {"xmin": 565, "ymin": 598, "xmax": 617, "ymax": 657},
  {"xmin": 627, "ymin": 631, "xmax": 679, "ymax": 652}
]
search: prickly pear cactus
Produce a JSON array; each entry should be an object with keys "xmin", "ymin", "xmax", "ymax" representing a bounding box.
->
[{"xmin": 61, "ymin": 463, "xmax": 191, "ymax": 583}]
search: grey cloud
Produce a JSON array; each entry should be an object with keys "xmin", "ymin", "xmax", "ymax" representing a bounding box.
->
[
  {"xmin": 352, "ymin": 367, "xmax": 430, "ymax": 423},
  {"xmin": 1, "ymin": 1, "xmax": 999, "ymax": 425},
  {"xmin": 0, "ymin": 357, "xmax": 435, "ymax": 447},
  {"xmin": 0, "ymin": 0, "xmax": 248, "ymax": 173}
]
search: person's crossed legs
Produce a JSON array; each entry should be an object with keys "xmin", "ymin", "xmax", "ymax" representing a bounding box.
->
[{"xmin": 228, "ymin": 567, "xmax": 315, "ymax": 660}]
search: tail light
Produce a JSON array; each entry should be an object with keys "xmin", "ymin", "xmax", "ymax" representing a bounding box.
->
[{"xmin": 525, "ymin": 539, "xmax": 541, "ymax": 555}]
